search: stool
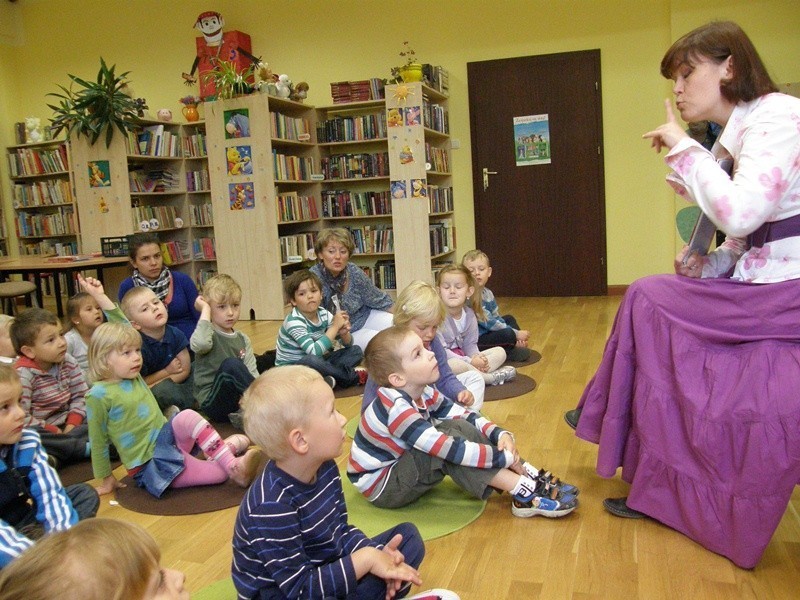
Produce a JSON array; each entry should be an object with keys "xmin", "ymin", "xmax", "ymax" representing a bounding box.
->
[{"xmin": 0, "ymin": 281, "xmax": 39, "ymax": 315}]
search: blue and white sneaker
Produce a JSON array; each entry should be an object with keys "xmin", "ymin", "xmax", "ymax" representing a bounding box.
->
[
  {"xmin": 511, "ymin": 478, "xmax": 577, "ymax": 518},
  {"xmin": 523, "ymin": 463, "xmax": 580, "ymax": 497}
]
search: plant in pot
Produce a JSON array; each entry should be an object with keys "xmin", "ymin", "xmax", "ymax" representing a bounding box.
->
[
  {"xmin": 201, "ymin": 60, "xmax": 256, "ymax": 100},
  {"xmin": 47, "ymin": 58, "xmax": 142, "ymax": 148},
  {"xmin": 391, "ymin": 41, "xmax": 423, "ymax": 83}
]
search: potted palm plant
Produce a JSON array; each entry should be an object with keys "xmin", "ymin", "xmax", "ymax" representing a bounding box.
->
[
  {"xmin": 47, "ymin": 58, "xmax": 142, "ymax": 148},
  {"xmin": 201, "ymin": 60, "xmax": 256, "ymax": 100}
]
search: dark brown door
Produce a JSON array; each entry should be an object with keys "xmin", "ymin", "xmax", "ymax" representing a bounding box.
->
[{"xmin": 467, "ymin": 50, "xmax": 606, "ymax": 296}]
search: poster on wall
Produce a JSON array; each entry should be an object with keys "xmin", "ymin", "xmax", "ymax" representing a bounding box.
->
[
  {"xmin": 227, "ymin": 145, "xmax": 253, "ymax": 176},
  {"xmin": 513, "ymin": 114, "xmax": 551, "ymax": 166},
  {"xmin": 88, "ymin": 160, "xmax": 111, "ymax": 187},
  {"xmin": 224, "ymin": 108, "xmax": 250, "ymax": 138},
  {"xmin": 229, "ymin": 182, "xmax": 255, "ymax": 210}
]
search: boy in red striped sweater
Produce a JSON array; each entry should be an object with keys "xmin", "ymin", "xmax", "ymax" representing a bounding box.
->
[{"xmin": 348, "ymin": 325, "xmax": 578, "ymax": 518}]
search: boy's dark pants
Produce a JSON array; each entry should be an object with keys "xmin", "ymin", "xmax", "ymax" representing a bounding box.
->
[
  {"xmin": 297, "ymin": 345, "xmax": 364, "ymax": 387},
  {"xmin": 36, "ymin": 424, "xmax": 89, "ymax": 466},
  {"xmin": 15, "ymin": 483, "xmax": 100, "ymax": 540},
  {"xmin": 371, "ymin": 420, "xmax": 499, "ymax": 509},
  {"xmin": 201, "ymin": 358, "xmax": 255, "ymax": 423},
  {"xmin": 477, "ymin": 314, "xmax": 520, "ymax": 350}
]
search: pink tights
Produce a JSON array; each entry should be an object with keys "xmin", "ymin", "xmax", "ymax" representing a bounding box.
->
[{"xmin": 169, "ymin": 409, "xmax": 234, "ymax": 489}]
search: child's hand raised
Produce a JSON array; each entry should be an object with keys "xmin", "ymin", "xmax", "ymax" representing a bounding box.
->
[{"xmin": 78, "ymin": 274, "xmax": 104, "ymax": 297}]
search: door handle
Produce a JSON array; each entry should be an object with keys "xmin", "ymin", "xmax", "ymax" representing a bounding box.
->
[{"xmin": 482, "ymin": 167, "xmax": 498, "ymax": 191}]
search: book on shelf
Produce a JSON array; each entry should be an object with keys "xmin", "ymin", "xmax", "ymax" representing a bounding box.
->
[
  {"xmin": 321, "ymin": 189, "xmax": 392, "ymax": 218},
  {"xmin": 330, "ymin": 78, "xmax": 385, "ymax": 103},
  {"xmin": 320, "ymin": 152, "xmax": 389, "ymax": 180},
  {"xmin": 159, "ymin": 240, "xmax": 190, "ymax": 266},
  {"xmin": 276, "ymin": 192, "xmax": 319, "ymax": 222},
  {"xmin": 192, "ymin": 237, "xmax": 216, "ymax": 260}
]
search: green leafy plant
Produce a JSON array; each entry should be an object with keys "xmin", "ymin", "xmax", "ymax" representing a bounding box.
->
[
  {"xmin": 47, "ymin": 58, "xmax": 142, "ymax": 148},
  {"xmin": 201, "ymin": 60, "xmax": 256, "ymax": 100},
  {"xmin": 399, "ymin": 41, "xmax": 417, "ymax": 66}
]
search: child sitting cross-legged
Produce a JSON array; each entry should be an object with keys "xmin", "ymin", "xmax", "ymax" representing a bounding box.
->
[
  {"xmin": 233, "ymin": 365, "xmax": 459, "ymax": 600},
  {"xmin": 191, "ymin": 274, "xmax": 259, "ymax": 424},
  {"xmin": 349, "ymin": 325, "xmax": 578, "ymax": 518},
  {"xmin": 275, "ymin": 270, "xmax": 367, "ymax": 389},
  {"xmin": 462, "ymin": 249, "xmax": 532, "ymax": 362},
  {"xmin": 78, "ymin": 275, "xmax": 260, "ymax": 498},
  {"xmin": 118, "ymin": 286, "xmax": 194, "ymax": 415},
  {"xmin": 436, "ymin": 264, "xmax": 517, "ymax": 386},
  {"xmin": 63, "ymin": 292, "xmax": 104, "ymax": 380}
]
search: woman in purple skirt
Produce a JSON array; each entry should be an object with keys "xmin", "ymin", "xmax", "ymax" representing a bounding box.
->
[{"xmin": 567, "ymin": 21, "xmax": 800, "ymax": 568}]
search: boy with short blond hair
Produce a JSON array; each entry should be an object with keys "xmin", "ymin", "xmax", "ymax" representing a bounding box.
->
[
  {"xmin": 462, "ymin": 249, "xmax": 531, "ymax": 361},
  {"xmin": 9, "ymin": 308, "xmax": 88, "ymax": 467},
  {"xmin": 276, "ymin": 270, "xmax": 365, "ymax": 389},
  {"xmin": 349, "ymin": 326, "xmax": 578, "ymax": 518},
  {"xmin": 191, "ymin": 274, "xmax": 258, "ymax": 423},
  {"xmin": 234, "ymin": 365, "xmax": 457, "ymax": 600},
  {"xmin": 0, "ymin": 365, "xmax": 98, "ymax": 568},
  {"xmin": 117, "ymin": 286, "xmax": 194, "ymax": 413}
]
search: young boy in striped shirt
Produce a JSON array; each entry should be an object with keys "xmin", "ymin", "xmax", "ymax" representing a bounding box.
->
[
  {"xmin": 232, "ymin": 365, "xmax": 458, "ymax": 600},
  {"xmin": 275, "ymin": 270, "xmax": 366, "ymax": 389},
  {"xmin": 348, "ymin": 325, "xmax": 578, "ymax": 518}
]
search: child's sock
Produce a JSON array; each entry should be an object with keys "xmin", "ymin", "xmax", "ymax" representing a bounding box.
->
[
  {"xmin": 510, "ymin": 475, "xmax": 541, "ymax": 503},
  {"xmin": 172, "ymin": 410, "xmax": 236, "ymax": 471}
]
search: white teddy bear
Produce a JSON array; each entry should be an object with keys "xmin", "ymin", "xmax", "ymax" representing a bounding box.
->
[
  {"xmin": 275, "ymin": 74, "xmax": 292, "ymax": 99},
  {"xmin": 25, "ymin": 117, "xmax": 43, "ymax": 144}
]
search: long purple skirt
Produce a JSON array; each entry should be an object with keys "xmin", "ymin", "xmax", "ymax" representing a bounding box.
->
[{"xmin": 577, "ymin": 274, "xmax": 800, "ymax": 568}]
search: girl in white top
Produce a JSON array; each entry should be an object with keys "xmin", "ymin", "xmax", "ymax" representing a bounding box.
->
[
  {"xmin": 436, "ymin": 265, "xmax": 515, "ymax": 386},
  {"xmin": 63, "ymin": 292, "xmax": 103, "ymax": 379}
]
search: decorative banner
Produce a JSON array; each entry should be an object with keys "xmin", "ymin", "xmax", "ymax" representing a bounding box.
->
[
  {"xmin": 224, "ymin": 108, "xmax": 250, "ymax": 138},
  {"xmin": 88, "ymin": 160, "xmax": 111, "ymax": 187},
  {"xmin": 229, "ymin": 182, "xmax": 255, "ymax": 210},
  {"xmin": 513, "ymin": 114, "xmax": 551, "ymax": 166},
  {"xmin": 226, "ymin": 145, "xmax": 253, "ymax": 176}
]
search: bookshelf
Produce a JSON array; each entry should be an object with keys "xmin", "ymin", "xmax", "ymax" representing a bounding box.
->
[
  {"xmin": 205, "ymin": 93, "xmax": 321, "ymax": 320},
  {"xmin": 183, "ymin": 120, "xmax": 216, "ymax": 288},
  {"xmin": 5, "ymin": 140, "xmax": 79, "ymax": 256}
]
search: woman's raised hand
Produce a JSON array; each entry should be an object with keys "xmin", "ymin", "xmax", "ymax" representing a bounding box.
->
[{"xmin": 643, "ymin": 99, "xmax": 689, "ymax": 153}]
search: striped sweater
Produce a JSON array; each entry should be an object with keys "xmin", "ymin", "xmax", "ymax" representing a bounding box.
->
[
  {"xmin": 232, "ymin": 460, "xmax": 380, "ymax": 599},
  {"xmin": 16, "ymin": 355, "xmax": 87, "ymax": 432},
  {"xmin": 275, "ymin": 307, "xmax": 337, "ymax": 365},
  {"xmin": 348, "ymin": 386, "xmax": 513, "ymax": 501},
  {"xmin": 478, "ymin": 287, "xmax": 516, "ymax": 334}
]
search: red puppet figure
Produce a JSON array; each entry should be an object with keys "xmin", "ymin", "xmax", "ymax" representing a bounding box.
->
[{"xmin": 184, "ymin": 11, "xmax": 258, "ymax": 99}]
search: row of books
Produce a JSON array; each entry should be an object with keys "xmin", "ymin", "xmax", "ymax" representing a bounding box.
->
[
  {"xmin": 131, "ymin": 205, "xmax": 179, "ymax": 229},
  {"xmin": 126, "ymin": 124, "xmax": 182, "ymax": 158},
  {"xmin": 423, "ymin": 100, "xmax": 449, "ymax": 135},
  {"xmin": 270, "ymin": 112, "xmax": 312, "ymax": 142},
  {"xmin": 192, "ymin": 237, "xmax": 216, "ymax": 260},
  {"xmin": 186, "ymin": 169, "xmax": 210, "ymax": 192},
  {"xmin": 348, "ymin": 225, "xmax": 393, "ymax": 254},
  {"xmin": 7, "ymin": 144, "xmax": 69, "ymax": 177},
  {"xmin": 15, "ymin": 207, "xmax": 77, "ymax": 238},
  {"xmin": 422, "ymin": 65, "xmax": 450, "ymax": 95},
  {"xmin": 425, "ymin": 144, "xmax": 450, "ymax": 173},
  {"xmin": 190, "ymin": 203, "xmax": 214, "ymax": 227},
  {"xmin": 317, "ymin": 113, "xmax": 387, "ymax": 143},
  {"xmin": 129, "ymin": 168, "xmax": 180, "ymax": 193},
  {"xmin": 430, "ymin": 220, "xmax": 455, "ymax": 256},
  {"xmin": 182, "ymin": 131, "xmax": 207, "ymax": 158},
  {"xmin": 272, "ymin": 151, "xmax": 315, "ymax": 181},
  {"xmin": 330, "ymin": 78, "xmax": 385, "ymax": 104},
  {"xmin": 20, "ymin": 239, "xmax": 79, "ymax": 257},
  {"xmin": 12, "ymin": 179, "xmax": 74, "ymax": 208},
  {"xmin": 361, "ymin": 259, "xmax": 396, "ymax": 290},
  {"xmin": 160, "ymin": 240, "xmax": 191, "ymax": 265},
  {"xmin": 320, "ymin": 152, "xmax": 389, "ymax": 180},
  {"xmin": 280, "ymin": 232, "xmax": 316, "ymax": 264},
  {"xmin": 431, "ymin": 260, "xmax": 455, "ymax": 283},
  {"xmin": 196, "ymin": 268, "xmax": 217, "ymax": 288},
  {"xmin": 322, "ymin": 190, "xmax": 392, "ymax": 218},
  {"xmin": 277, "ymin": 193, "xmax": 319, "ymax": 223},
  {"xmin": 428, "ymin": 185, "xmax": 453, "ymax": 214}
]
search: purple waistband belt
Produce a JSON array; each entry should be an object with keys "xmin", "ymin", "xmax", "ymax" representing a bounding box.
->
[{"xmin": 747, "ymin": 212, "xmax": 800, "ymax": 248}]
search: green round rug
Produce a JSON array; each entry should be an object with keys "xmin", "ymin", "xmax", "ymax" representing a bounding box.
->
[{"xmin": 192, "ymin": 577, "xmax": 236, "ymax": 600}]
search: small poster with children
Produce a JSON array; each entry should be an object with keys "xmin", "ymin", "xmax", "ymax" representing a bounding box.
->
[
  {"xmin": 513, "ymin": 114, "xmax": 551, "ymax": 166},
  {"xmin": 229, "ymin": 182, "xmax": 255, "ymax": 210}
]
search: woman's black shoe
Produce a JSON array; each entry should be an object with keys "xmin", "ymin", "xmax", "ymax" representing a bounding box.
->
[
  {"xmin": 603, "ymin": 497, "xmax": 647, "ymax": 519},
  {"xmin": 564, "ymin": 408, "xmax": 582, "ymax": 430}
]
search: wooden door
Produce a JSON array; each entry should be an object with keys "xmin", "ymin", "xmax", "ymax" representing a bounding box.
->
[{"xmin": 468, "ymin": 50, "xmax": 606, "ymax": 296}]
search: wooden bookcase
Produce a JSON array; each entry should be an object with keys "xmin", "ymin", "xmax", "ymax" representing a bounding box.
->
[
  {"xmin": 5, "ymin": 140, "xmax": 79, "ymax": 256},
  {"xmin": 205, "ymin": 93, "xmax": 320, "ymax": 320}
]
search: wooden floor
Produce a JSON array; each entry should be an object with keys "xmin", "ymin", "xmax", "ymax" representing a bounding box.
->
[{"xmin": 75, "ymin": 295, "xmax": 800, "ymax": 599}]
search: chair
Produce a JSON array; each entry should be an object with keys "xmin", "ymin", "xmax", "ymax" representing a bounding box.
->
[{"xmin": 0, "ymin": 280, "xmax": 38, "ymax": 315}]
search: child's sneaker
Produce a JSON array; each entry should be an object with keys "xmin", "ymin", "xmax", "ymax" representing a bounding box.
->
[
  {"xmin": 355, "ymin": 367, "xmax": 368, "ymax": 386},
  {"xmin": 488, "ymin": 365, "xmax": 517, "ymax": 386},
  {"xmin": 163, "ymin": 405, "xmax": 181, "ymax": 420},
  {"xmin": 224, "ymin": 434, "xmax": 250, "ymax": 456},
  {"xmin": 511, "ymin": 477, "xmax": 577, "ymax": 518},
  {"xmin": 406, "ymin": 590, "xmax": 461, "ymax": 600},
  {"xmin": 228, "ymin": 447, "xmax": 261, "ymax": 487},
  {"xmin": 324, "ymin": 375, "xmax": 337, "ymax": 389},
  {"xmin": 522, "ymin": 463, "xmax": 580, "ymax": 496}
]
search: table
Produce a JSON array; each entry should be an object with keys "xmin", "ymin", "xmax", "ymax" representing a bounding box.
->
[{"xmin": 0, "ymin": 255, "xmax": 130, "ymax": 317}]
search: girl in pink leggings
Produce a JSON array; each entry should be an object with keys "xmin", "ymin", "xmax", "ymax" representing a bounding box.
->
[{"xmin": 85, "ymin": 322, "xmax": 260, "ymax": 497}]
